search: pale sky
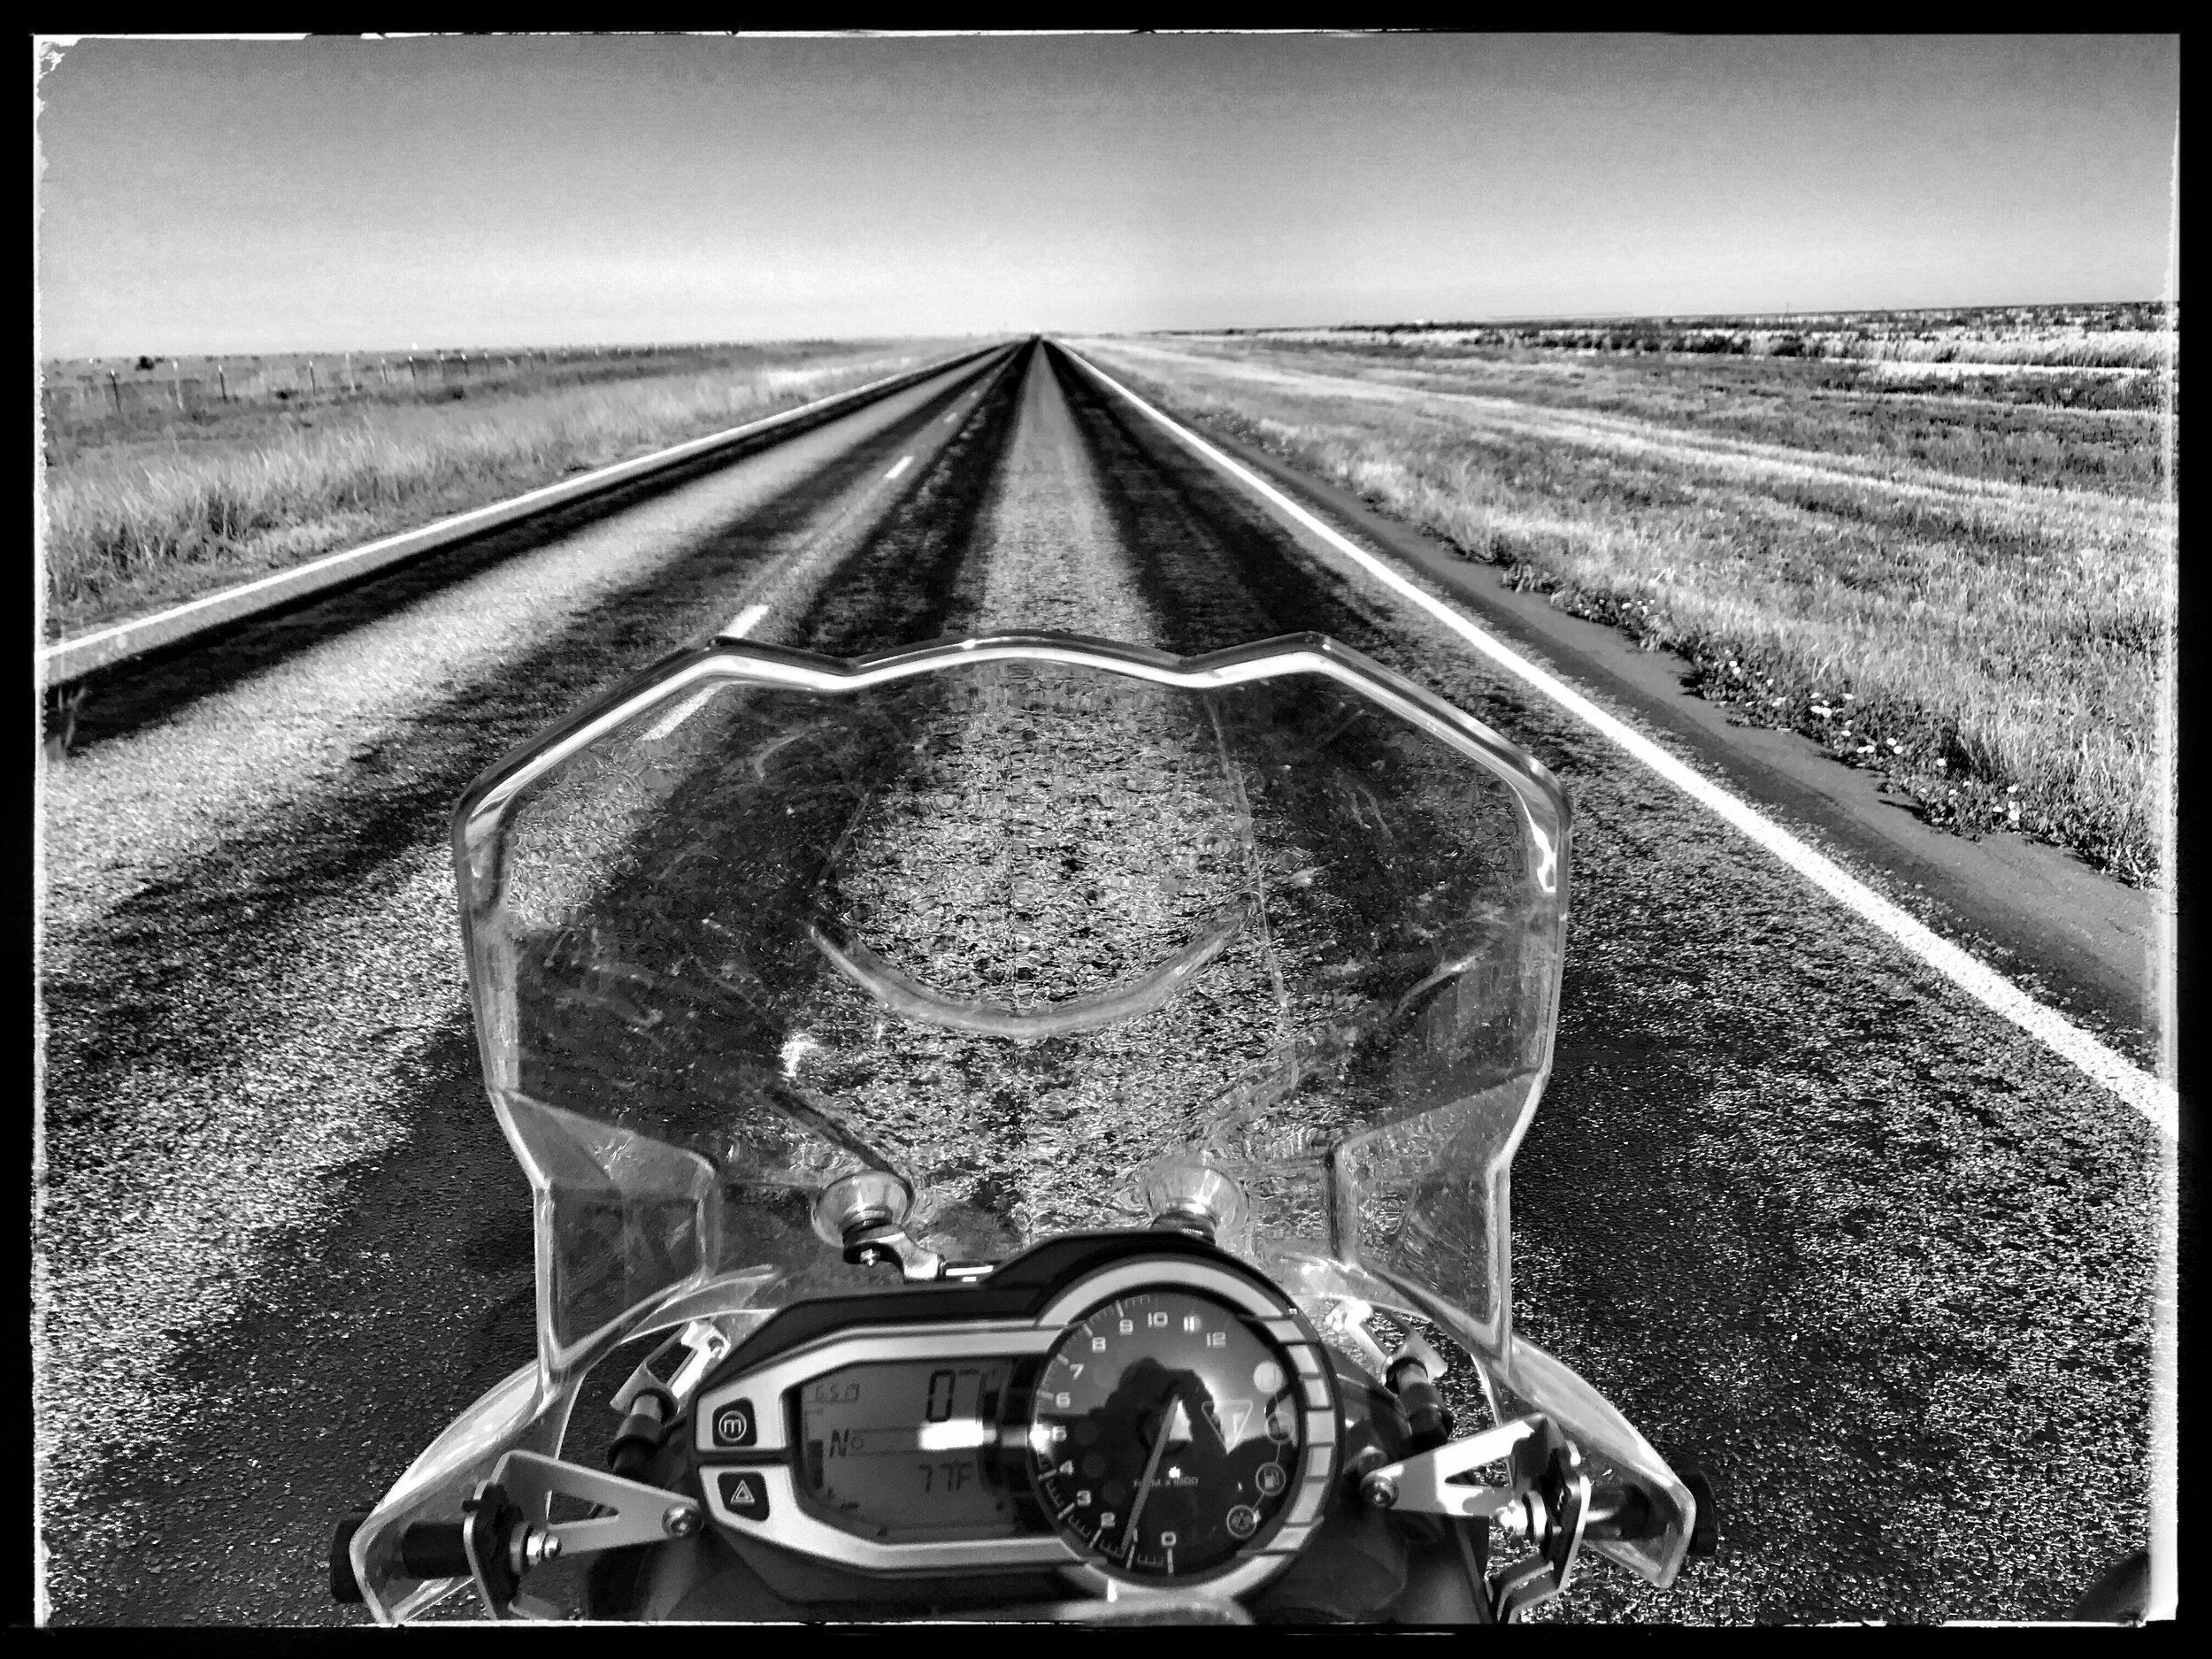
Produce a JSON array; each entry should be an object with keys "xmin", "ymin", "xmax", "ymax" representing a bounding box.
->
[{"xmin": 34, "ymin": 33, "xmax": 2180, "ymax": 358}]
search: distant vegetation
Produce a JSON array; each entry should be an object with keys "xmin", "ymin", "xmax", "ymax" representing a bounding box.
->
[
  {"xmin": 1078, "ymin": 303, "xmax": 2177, "ymax": 885},
  {"xmin": 42, "ymin": 341, "xmax": 771, "ymax": 443},
  {"xmin": 40, "ymin": 340, "xmax": 964, "ymax": 641},
  {"xmin": 1206, "ymin": 302, "xmax": 2176, "ymax": 383}
]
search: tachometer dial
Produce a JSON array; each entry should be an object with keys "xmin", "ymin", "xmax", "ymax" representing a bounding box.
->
[{"xmin": 1027, "ymin": 1289, "xmax": 1304, "ymax": 1580}]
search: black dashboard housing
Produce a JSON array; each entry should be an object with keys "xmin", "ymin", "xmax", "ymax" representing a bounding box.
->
[
  {"xmin": 582, "ymin": 1230, "xmax": 1490, "ymax": 1622},
  {"xmin": 705, "ymin": 1230, "xmax": 1248, "ymax": 1376}
]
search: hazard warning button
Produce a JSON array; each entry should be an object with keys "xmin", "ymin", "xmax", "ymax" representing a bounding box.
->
[{"xmin": 718, "ymin": 1470, "xmax": 772, "ymax": 1522}]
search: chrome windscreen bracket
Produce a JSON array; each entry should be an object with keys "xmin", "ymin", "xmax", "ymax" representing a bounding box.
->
[
  {"xmin": 1357, "ymin": 1415, "xmax": 1540, "ymax": 1518},
  {"xmin": 610, "ymin": 1318, "xmax": 736, "ymax": 1419},
  {"xmin": 453, "ymin": 1454, "xmax": 705, "ymax": 1621},
  {"xmin": 1487, "ymin": 1435, "xmax": 1593, "ymax": 1622},
  {"xmin": 493, "ymin": 1448, "xmax": 703, "ymax": 1560},
  {"xmin": 1353, "ymin": 1412, "xmax": 1594, "ymax": 1621}
]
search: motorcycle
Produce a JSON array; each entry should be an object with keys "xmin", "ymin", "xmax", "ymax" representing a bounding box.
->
[{"xmin": 328, "ymin": 628, "xmax": 1722, "ymax": 1623}]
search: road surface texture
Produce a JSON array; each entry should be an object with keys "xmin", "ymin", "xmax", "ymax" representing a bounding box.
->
[{"xmin": 36, "ymin": 342, "xmax": 2158, "ymax": 1624}]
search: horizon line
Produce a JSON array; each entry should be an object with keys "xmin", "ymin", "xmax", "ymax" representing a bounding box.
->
[{"xmin": 39, "ymin": 296, "xmax": 2177, "ymax": 366}]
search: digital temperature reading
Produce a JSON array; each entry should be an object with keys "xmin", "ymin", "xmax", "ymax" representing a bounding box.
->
[{"xmin": 798, "ymin": 1359, "xmax": 1018, "ymax": 1540}]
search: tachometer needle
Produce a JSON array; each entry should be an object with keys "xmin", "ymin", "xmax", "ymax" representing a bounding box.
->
[{"xmin": 1120, "ymin": 1396, "xmax": 1187, "ymax": 1561}]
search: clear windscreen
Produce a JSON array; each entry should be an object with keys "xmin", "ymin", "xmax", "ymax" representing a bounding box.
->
[{"xmin": 455, "ymin": 635, "xmax": 1570, "ymax": 1383}]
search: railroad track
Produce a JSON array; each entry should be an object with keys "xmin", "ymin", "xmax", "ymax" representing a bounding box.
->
[{"xmin": 35, "ymin": 341, "xmax": 2161, "ymax": 1623}]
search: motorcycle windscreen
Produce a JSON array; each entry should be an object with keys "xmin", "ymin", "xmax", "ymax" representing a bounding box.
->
[{"xmin": 454, "ymin": 636, "xmax": 1569, "ymax": 1381}]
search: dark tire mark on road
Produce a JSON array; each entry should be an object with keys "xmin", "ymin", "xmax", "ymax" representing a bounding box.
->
[
  {"xmin": 40, "ymin": 339, "xmax": 2159, "ymax": 1627},
  {"xmin": 42, "ymin": 363, "xmax": 1030, "ymax": 1165},
  {"xmin": 42, "ymin": 1025, "xmax": 536, "ymax": 1624},
  {"xmin": 39, "ymin": 355, "xmax": 1034, "ymax": 1625},
  {"xmin": 1046, "ymin": 343, "xmax": 1612, "ymax": 780},
  {"xmin": 789, "ymin": 350, "xmax": 1025, "ymax": 658},
  {"xmin": 1040, "ymin": 344, "xmax": 2157, "ymax": 1621}
]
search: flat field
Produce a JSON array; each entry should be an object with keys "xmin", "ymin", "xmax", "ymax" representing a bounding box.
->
[
  {"xmin": 38, "ymin": 338, "xmax": 968, "ymax": 642},
  {"xmin": 1071, "ymin": 305, "xmax": 2177, "ymax": 886}
]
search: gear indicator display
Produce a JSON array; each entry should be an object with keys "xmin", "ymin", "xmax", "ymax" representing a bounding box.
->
[{"xmin": 797, "ymin": 1360, "xmax": 1021, "ymax": 1540}]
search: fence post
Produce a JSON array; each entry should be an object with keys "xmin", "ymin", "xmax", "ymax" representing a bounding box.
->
[
  {"xmin": 109, "ymin": 370, "xmax": 121, "ymax": 414},
  {"xmin": 173, "ymin": 359, "xmax": 185, "ymax": 411},
  {"xmin": 218, "ymin": 364, "xmax": 228, "ymax": 402}
]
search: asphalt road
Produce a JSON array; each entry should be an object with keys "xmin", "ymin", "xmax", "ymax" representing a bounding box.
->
[{"xmin": 35, "ymin": 341, "xmax": 2159, "ymax": 1624}]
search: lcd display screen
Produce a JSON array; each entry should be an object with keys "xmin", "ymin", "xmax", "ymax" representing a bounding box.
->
[{"xmin": 797, "ymin": 1359, "xmax": 1021, "ymax": 1540}]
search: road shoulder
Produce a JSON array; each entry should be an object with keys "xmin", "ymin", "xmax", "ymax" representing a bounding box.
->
[{"xmin": 1171, "ymin": 411, "xmax": 2164, "ymax": 1058}]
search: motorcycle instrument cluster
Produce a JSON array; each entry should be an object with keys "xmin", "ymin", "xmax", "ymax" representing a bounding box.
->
[{"xmin": 690, "ymin": 1241, "xmax": 1339, "ymax": 1595}]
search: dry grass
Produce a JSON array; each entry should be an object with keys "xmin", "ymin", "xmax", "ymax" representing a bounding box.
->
[
  {"xmin": 40, "ymin": 341, "xmax": 968, "ymax": 641},
  {"xmin": 1242, "ymin": 302, "xmax": 2179, "ymax": 375},
  {"xmin": 1072, "ymin": 326, "xmax": 2176, "ymax": 885},
  {"xmin": 1273, "ymin": 326, "xmax": 2175, "ymax": 373}
]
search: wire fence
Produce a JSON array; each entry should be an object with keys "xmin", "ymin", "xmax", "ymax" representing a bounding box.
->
[{"xmin": 40, "ymin": 343, "xmax": 725, "ymax": 424}]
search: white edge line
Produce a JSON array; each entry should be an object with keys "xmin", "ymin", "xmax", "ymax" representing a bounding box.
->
[
  {"xmin": 2147, "ymin": 121, "xmax": 2180, "ymax": 1621},
  {"xmin": 640, "ymin": 684, "xmax": 723, "ymax": 744},
  {"xmin": 1057, "ymin": 342, "xmax": 2176, "ymax": 1141},
  {"xmin": 39, "ymin": 347, "xmax": 993, "ymax": 686}
]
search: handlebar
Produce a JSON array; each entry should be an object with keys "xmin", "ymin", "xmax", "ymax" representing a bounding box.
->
[
  {"xmin": 328, "ymin": 1511, "xmax": 478, "ymax": 1606},
  {"xmin": 397, "ymin": 1520, "xmax": 474, "ymax": 1580},
  {"xmin": 1579, "ymin": 1483, "xmax": 1655, "ymax": 1543},
  {"xmin": 1576, "ymin": 1469, "xmax": 1718, "ymax": 1555}
]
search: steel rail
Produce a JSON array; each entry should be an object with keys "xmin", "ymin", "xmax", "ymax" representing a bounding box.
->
[{"xmin": 38, "ymin": 341, "xmax": 1015, "ymax": 690}]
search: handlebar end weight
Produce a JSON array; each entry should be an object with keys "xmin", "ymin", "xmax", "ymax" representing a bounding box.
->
[
  {"xmin": 1682, "ymin": 1468, "xmax": 1720, "ymax": 1558},
  {"xmin": 2067, "ymin": 1548, "xmax": 2150, "ymax": 1623},
  {"xmin": 330, "ymin": 1512, "xmax": 370, "ymax": 1603}
]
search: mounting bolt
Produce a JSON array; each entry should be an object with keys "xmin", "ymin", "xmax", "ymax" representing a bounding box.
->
[
  {"xmin": 1339, "ymin": 1445, "xmax": 1388, "ymax": 1502},
  {"xmin": 1493, "ymin": 1492, "xmax": 1545, "ymax": 1540},
  {"xmin": 663, "ymin": 1502, "xmax": 702, "ymax": 1538},
  {"xmin": 511, "ymin": 1525, "xmax": 564, "ymax": 1576},
  {"xmin": 1361, "ymin": 1472, "xmax": 1400, "ymax": 1510}
]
